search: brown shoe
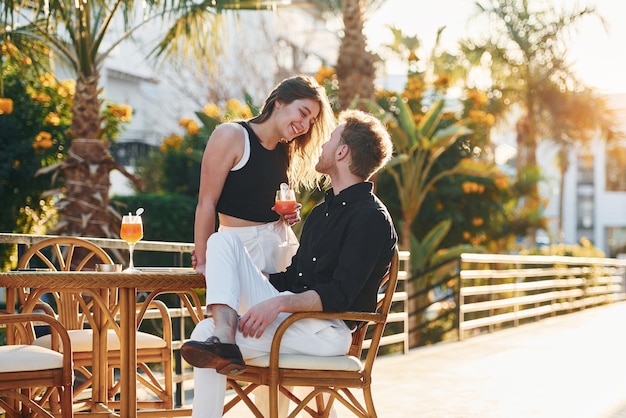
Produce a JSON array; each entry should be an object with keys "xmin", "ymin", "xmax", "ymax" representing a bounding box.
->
[{"xmin": 181, "ymin": 336, "xmax": 246, "ymax": 375}]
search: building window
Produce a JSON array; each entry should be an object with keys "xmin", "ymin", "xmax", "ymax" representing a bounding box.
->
[
  {"xmin": 606, "ymin": 226, "xmax": 626, "ymax": 258},
  {"xmin": 577, "ymin": 153, "xmax": 594, "ymax": 185},
  {"xmin": 110, "ymin": 141, "xmax": 155, "ymax": 167},
  {"xmin": 606, "ymin": 143, "xmax": 626, "ymax": 191},
  {"xmin": 577, "ymin": 194, "xmax": 594, "ymax": 229}
]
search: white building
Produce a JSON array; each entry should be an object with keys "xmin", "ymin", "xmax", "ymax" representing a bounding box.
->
[{"xmin": 533, "ymin": 93, "xmax": 626, "ymax": 257}]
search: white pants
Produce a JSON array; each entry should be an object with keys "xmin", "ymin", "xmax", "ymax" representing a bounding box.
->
[
  {"xmin": 191, "ymin": 231, "xmax": 351, "ymax": 418},
  {"xmin": 218, "ymin": 220, "xmax": 297, "ymax": 275}
]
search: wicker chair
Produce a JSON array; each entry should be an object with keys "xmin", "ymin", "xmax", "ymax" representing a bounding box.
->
[
  {"xmin": 0, "ymin": 313, "xmax": 73, "ymax": 418},
  {"xmin": 223, "ymin": 249, "xmax": 400, "ymax": 418},
  {"xmin": 17, "ymin": 236, "xmax": 174, "ymax": 411}
]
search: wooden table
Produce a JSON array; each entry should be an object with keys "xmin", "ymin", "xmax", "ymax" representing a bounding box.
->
[{"xmin": 0, "ymin": 269, "xmax": 205, "ymax": 417}]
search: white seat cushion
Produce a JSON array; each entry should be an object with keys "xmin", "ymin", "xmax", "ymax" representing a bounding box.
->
[
  {"xmin": 0, "ymin": 345, "xmax": 64, "ymax": 372},
  {"xmin": 33, "ymin": 328, "xmax": 166, "ymax": 352},
  {"xmin": 246, "ymin": 354, "xmax": 363, "ymax": 372}
]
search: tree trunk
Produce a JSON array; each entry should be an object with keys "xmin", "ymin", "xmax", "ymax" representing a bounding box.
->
[
  {"xmin": 54, "ymin": 72, "xmax": 140, "ymax": 238},
  {"xmin": 336, "ymin": 0, "xmax": 376, "ymax": 110},
  {"xmin": 52, "ymin": 72, "xmax": 141, "ymax": 238},
  {"xmin": 52, "ymin": 139, "xmax": 139, "ymax": 238}
]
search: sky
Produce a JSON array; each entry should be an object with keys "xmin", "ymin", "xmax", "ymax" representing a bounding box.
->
[{"xmin": 363, "ymin": 0, "xmax": 626, "ymax": 95}]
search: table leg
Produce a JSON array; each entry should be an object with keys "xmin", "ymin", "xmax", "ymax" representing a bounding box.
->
[
  {"xmin": 119, "ymin": 286, "xmax": 138, "ymax": 417},
  {"xmin": 91, "ymin": 288, "xmax": 109, "ymax": 408}
]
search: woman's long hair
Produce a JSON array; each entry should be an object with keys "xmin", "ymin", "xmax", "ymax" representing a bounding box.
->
[{"xmin": 249, "ymin": 75, "xmax": 335, "ymax": 191}]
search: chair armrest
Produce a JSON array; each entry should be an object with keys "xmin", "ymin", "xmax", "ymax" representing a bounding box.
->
[
  {"xmin": 268, "ymin": 311, "xmax": 383, "ymax": 370},
  {"xmin": 136, "ymin": 299, "xmax": 172, "ymax": 343},
  {"xmin": 0, "ymin": 313, "xmax": 72, "ymax": 359}
]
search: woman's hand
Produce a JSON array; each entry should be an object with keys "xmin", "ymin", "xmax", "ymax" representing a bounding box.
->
[
  {"xmin": 273, "ymin": 203, "xmax": 302, "ymax": 226},
  {"xmin": 191, "ymin": 249, "xmax": 206, "ymax": 275}
]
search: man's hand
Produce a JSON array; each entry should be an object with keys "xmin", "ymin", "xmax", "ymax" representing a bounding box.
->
[{"xmin": 238, "ymin": 298, "xmax": 281, "ymax": 338}]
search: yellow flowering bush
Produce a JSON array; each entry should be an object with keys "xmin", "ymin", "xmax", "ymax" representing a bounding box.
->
[
  {"xmin": 138, "ymin": 96, "xmax": 258, "ymax": 199},
  {"xmin": 159, "ymin": 134, "xmax": 183, "ymax": 153},
  {"xmin": 1, "ymin": 49, "xmax": 73, "ymax": 267},
  {"xmin": 100, "ymin": 101, "xmax": 133, "ymax": 141}
]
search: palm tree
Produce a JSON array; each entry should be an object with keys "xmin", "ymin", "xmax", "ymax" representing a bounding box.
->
[
  {"xmin": 335, "ymin": 0, "xmax": 376, "ymax": 109},
  {"xmin": 1, "ymin": 0, "xmax": 298, "ymax": 238},
  {"xmin": 461, "ymin": 0, "xmax": 604, "ymax": 245}
]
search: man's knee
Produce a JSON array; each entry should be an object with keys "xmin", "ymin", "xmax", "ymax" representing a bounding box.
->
[{"xmin": 190, "ymin": 318, "xmax": 216, "ymax": 341}]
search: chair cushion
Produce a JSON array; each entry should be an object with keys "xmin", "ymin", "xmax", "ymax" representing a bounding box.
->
[
  {"xmin": 0, "ymin": 345, "xmax": 64, "ymax": 372},
  {"xmin": 33, "ymin": 328, "xmax": 166, "ymax": 352},
  {"xmin": 246, "ymin": 354, "xmax": 363, "ymax": 371}
]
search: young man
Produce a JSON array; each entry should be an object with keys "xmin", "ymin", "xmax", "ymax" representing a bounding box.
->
[{"xmin": 182, "ymin": 109, "xmax": 397, "ymax": 417}]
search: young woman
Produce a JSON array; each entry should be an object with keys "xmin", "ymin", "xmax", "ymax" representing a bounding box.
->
[{"xmin": 193, "ymin": 75, "xmax": 335, "ymax": 276}]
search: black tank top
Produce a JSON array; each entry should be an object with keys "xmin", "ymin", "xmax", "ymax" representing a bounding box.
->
[{"xmin": 216, "ymin": 122, "xmax": 288, "ymax": 222}]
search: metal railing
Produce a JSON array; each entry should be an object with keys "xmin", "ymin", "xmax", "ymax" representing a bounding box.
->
[
  {"xmin": 457, "ymin": 253, "xmax": 626, "ymax": 340},
  {"xmin": 409, "ymin": 252, "xmax": 626, "ymax": 345}
]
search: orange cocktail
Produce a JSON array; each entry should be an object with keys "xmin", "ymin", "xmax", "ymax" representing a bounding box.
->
[
  {"xmin": 274, "ymin": 200, "xmax": 297, "ymax": 216},
  {"xmin": 120, "ymin": 222, "xmax": 143, "ymax": 245},
  {"xmin": 121, "ymin": 214, "xmax": 143, "ymax": 273}
]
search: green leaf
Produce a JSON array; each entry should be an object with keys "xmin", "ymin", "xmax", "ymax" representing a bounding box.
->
[
  {"xmin": 429, "ymin": 123, "xmax": 473, "ymax": 160},
  {"xmin": 393, "ymin": 94, "xmax": 418, "ymax": 146},
  {"xmin": 195, "ymin": 112, "xmax": 221, "ymax": 135},
  {"xmin": 245, "ymin": 93, "xmax": 260, "ymax": 116},
  {"xmin": 417, "ymin": 99, "xmax": 444, "ymax": 140},
  {"xmin": 410, "ymin": 219, "xmax": 452, "ymax": 274}
]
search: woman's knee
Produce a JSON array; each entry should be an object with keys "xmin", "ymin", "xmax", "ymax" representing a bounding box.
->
[{"xmin": 207, "ymin": 230, "xmax": 242, "ymax": 254}]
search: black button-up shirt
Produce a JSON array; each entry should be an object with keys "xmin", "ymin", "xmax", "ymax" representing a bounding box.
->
[{"xmin": 269, "ymin": 182, "xmax": 397, "ymax": 313}]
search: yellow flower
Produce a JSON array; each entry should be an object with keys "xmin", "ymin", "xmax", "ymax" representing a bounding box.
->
[
  {"xmin": 45, "ymin": 112, "xmax": 61, "ymax": 126},
  {"xmin": 186, "ymin": 121, "xmax": 200, "ymax": 136},
  {"xmin": 0, "ymin": 98, "xmax": 13, "ymax": 115},
  {"xmin": 225, "ymin": 98, "xmax": 244, "ymax": 113},
  {"xmin": 239, "ymin": 106, "xmax": 253, "ymax": 119},
  {"xmin": 472, "ymin": 217, "xmax": 484, "ymax": 227},
  {"xmin": 33, "ymin": 131, "xmax": 54, "ymax": 150},
  {"xmin": 202, "ymin": 103, "xmax": 222, "ymax": 118},
  {"xmin": 39, "ymin": 73, "xmax": 56, "ymax": 87},
  {"xmin": 109, "ymin": 104, "xmax": 132, "ymax": 122},
  {"xmin": 461, "ymin": 181, "xmax": 485, "ymax": 194},
  {"xmin": 32, "ymin": 93, "xmax": 51, "ymax": 103},
  {"xmin": 469, "ymin": 109, "xmax": 495, "ymax": 126},
  {"xmin": 466, "ymin": 88, "xmax": 489, "ymax": 108},
  {"xmin": 160, "ymin": 134, "xmax": 183, "ymax": 152},
  {"xmin": 403, "ymin": 75, "xmax": 424, "ymax": 101},
  {"xmin": 1, "ymin": 42, "xmax": 18, "ymax": 56},
  {"xmin": 179, "ymin": 117, "xmax": 193, "ymax": 128},
  {"xmin": 58, "ymin": 80, "xmax": 76, "ymax": 98},
  {"xmin": 315, "ymin": 66, "xmax": 336, "ymax": 85},
  {"xmin": 493, "ymin": 175, "xmax": 509, "ymax": 190}
]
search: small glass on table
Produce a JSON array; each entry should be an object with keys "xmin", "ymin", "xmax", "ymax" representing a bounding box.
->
[{"xmin": 120, "ymin": 213, "xmax": 143, "ymax": 273}]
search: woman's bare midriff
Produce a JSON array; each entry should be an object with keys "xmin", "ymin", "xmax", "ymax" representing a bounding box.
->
[{"xmin": 218, "ymin": 213, "xmax": 268, "ymax": 228}]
